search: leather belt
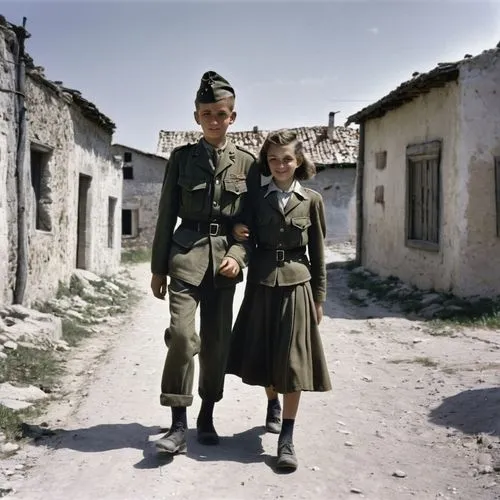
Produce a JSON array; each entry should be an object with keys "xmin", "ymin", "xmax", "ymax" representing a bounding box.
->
[
  {"xmin": 181, "ymin": 219, "xmax": 228, "ymax": 237},
  {"xmin": 258, "ymin": 247, "xmax": 306, "ymax": 266}
]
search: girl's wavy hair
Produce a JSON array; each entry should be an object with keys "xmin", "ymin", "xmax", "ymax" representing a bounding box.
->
[{"xmin": 258, "ymin": 129, "xmax": 316, "ymax": 180}]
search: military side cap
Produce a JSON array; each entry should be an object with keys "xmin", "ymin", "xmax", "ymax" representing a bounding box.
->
[{"xmin": 196, "ymin": 71, "xmax": 235, "ymax": 103}]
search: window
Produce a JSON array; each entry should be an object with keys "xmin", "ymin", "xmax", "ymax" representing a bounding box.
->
[
  {"xmin": 30, "ymin": 144, "xmax": 53, "ymax": 232},
  {"xmin": 122, "ymin": 208, "xmax": 139, "ymax": 237},
  {"xmin": 406, "ymin": 140, "xmax": 441, "ymax": 250},
  {"xmin": 123, "ymin": 151, "xmax": 132, "ymax": 163},
  {"xmin": 375, "ymin": 151, "xmax": 387, "ymax": 170},
  {"xmin": 123, "ymin": 166, "xmax": 134, "ymax": 180},
  {"xmin": 108, "ymin": 197, "xmax": 117, "ymax": 248},
  {"xmin": 495, "ymin": 157, "xmax": 500, "ymax": 237}
]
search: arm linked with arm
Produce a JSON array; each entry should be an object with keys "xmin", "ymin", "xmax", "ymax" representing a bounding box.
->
[{"xmin": 224, "ymin": 161, "xmax": 259, "ymax": 269}]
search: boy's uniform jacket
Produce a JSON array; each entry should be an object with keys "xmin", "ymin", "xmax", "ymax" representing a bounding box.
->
[{"xmin": 151, "ymin": 139, "xmax": 256, "ymax": 287}]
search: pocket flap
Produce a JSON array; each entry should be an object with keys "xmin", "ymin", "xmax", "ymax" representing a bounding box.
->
[
  {"xmin": 224, "ymin": 179, "xmax": 248, "ymax": 194},
  {"xmin": 291, "ymin": 217, "xmax": 312, "ymax": 230},
  {"xmin": 172, "ymin": 228, "xmax": 202, "ymax": 249},
  {"xmin": 178, "ymin": 177, "xmax": 207, "ymax": 192}
]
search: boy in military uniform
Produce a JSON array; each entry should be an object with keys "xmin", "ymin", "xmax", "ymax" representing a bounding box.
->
[{"xmin": 150, "ymin": 71, "xmax": 255, "ymax": 454}]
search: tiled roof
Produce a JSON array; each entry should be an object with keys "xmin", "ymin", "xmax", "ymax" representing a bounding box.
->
[
  {"xmin": 346, "ymin": 45, "xmax": 500, "ymax": 125},
  {"xmin": 157, "ymin": 126, "xmax": 359, "ymax": 166}
]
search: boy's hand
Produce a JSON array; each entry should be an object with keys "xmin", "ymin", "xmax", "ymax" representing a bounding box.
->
[
  {"xmin": 315, "ymin": 302, "xmax": 323, "ymax": 325},
  {"xmin": 151, "ymin": 274, "xmax": 167, "ymax": 300},
  {"xmin": 233, "ymin": 223, "xmax": 250, "ymax": 242},
  {"xmin": 218, "ymin": 257, "xmax": 240, "ymax": 278}
]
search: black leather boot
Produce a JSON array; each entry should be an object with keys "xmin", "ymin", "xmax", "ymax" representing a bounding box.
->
[
  {"xmin": 155, "ymin": 422, "xmax": 187, "ymax": 454},
  {"xmin": 197, "ymin": 400, "xmax": 219, "ymax": 445}
]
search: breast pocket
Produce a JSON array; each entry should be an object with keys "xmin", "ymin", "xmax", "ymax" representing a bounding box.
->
[
  {"xmin": 178, "ymin": 177, "xmax": 208, "ymax": 214},
  {"xmin": 221, "ymin": 177, "xmax": 248, "ymax": 216},
  {"xmin": 290, "ymin": 216, "xmax": 312, "ymax": 246}
]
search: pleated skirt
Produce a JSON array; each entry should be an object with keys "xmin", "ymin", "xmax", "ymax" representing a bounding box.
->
[{"xmin": 227, "ymin": 281, "xmax": 332, "ymax": 393}]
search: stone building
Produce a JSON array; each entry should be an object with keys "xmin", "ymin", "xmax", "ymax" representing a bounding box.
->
[
  {"xmin": 157, "ymin": 114, "xmax": 359, "ymax": 243},
  {"xmin": 347, "ymin": 45, "xmax": 500, "ymax": 297},
  {"xmin": 111, "ymin": 144, "xmax": 166, "ymax": 247},
  {"xmin": 0, "ymin": 19, "xmax": 122, "ymax": 306}
]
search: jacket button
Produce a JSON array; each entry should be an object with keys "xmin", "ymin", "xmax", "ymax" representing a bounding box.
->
[
  {"xmin": 213, "ymin": 201, "xmax": 218, "ymax": 207},
  {"xmin": 215, "ymin": 179, "xmax": 220, "ymax": 185},
  {"xmin": 280, "ymin": 228, "xmax": 284, "ymax": 232}
]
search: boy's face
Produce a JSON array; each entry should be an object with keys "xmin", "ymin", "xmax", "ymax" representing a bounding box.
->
[{"xmin": 194, "ymin": 100, "xmax": 236, "ymax": 145}]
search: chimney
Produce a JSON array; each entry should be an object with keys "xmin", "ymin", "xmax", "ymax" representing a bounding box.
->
[
  {"xmin": 327, "ymin": 111, "xmax": 338, "ymax": 140},
  {"xmin": 253, "ymin": 125, "xmax": 259, "ymax": 133}
]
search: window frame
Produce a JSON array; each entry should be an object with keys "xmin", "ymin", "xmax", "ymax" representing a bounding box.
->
[{"xmin": 405, "ymin": 140, "xmax": 442, "ymax": 252}]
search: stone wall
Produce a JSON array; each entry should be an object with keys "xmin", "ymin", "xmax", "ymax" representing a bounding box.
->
[
  {"xmin": 112, "ymin": 144, "xmax": 166, "ymax": 248},
  {"xmin": 303, "ymin": 167, "xmax": 356, "ymax": 244},
  {"xmin": 20, "ymin": 77, "xmax": 122, "ymax": 304},
  {"xmin": 0, "ymin": 26, "xmax": 18, "ymax": 304}
]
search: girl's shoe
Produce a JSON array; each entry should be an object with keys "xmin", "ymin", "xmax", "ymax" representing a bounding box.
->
[
  {"xmin": 276, "ymin": 441, "xmax": 298, "ymax": 470},
  {"xmin": 266, "ymin": 405, "xmax": 282, "ymax": 433}
]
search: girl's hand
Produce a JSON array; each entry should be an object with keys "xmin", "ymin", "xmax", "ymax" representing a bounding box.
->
[
  {"xmin": 315, "ymin": 302, "xmax": 323, "ymax": 325},
  {"xmin": 233, "ymin": 223, "xmax": 250, "ymax": 242}
]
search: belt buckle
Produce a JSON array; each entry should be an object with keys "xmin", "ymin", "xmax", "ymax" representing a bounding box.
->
[
  {"xmin": 209, "ymin": 223, "xmax": 220, "ymax": 236},
  {"xmin": 276, "ymin": 249, "xmax": 285, "ymax": 262}
]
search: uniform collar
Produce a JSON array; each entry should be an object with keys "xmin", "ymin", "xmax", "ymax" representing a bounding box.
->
[
  {"xmin": 264, "ymin": 179, "xmax": 308, "ymax": 199},
  {"xmin": 201, "ymin": 137, "xmax": 228, "ymax": 157}
]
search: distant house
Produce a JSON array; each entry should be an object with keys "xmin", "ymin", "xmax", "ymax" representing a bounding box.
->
[
  {"xmin": 0, "ymin": 19, "xmax": 122, "ymax": 306},
  {"xmin": 157, "ymin": 113, "xmax": 359, "ymax": 243},
  {"xmin": 111, "ymin": 144, "xmax": 166, "ymax": 247},
  {"xmin": 346, "ymin": 45, "xmax": 500, "ymax": 297}
]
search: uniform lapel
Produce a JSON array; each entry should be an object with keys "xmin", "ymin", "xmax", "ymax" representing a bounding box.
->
[
  {"xmin": 191, "ymin": 141, "xmax": 213, "ymax": 174},
  {"xmin": 265, "ymin": 190, "xmax": 283, "ymax": 215},
  {"xmin": 283, "ymin": 193, "xmax": 301, "ymax": 216},
  {"xmin": 215, "ymin": 141, "xmax": 236, "ymax": 176}
]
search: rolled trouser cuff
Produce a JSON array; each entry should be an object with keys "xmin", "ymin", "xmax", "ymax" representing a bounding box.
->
[{"xmin": 160, "ymin": 393, "xmax": 194, "ymax": 407}]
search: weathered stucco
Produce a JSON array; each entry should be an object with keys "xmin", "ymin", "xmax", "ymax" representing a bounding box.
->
[
  {"xmin": 361, "ymin": 48, "xmax": 500, "ymax": 297},
  {"xmin": 456, "ymin": 51, "xmax": 500, "ymax": 296},
  {"xmin": 111, "ymin": 145, "xmax": 166, "ymax": 247},
  {"xmin": 23, "ymin": 78, "xmax": 122, "ymax": 303},
  {"xmin": 361, "ymin": 83, "xmax": 462, "ymax": 292},
  {"xmin": 0, "ymin": 21, "xmax": 122, "ymax": 307},
  {"xmin": 303, "ymin": 167, "xmax": 356, "ymax": 244}
]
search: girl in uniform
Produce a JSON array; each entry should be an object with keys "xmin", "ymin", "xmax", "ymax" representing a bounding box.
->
[{"xmin": 227, "ymin": 129, "xmax": 332, "ymax": 470}]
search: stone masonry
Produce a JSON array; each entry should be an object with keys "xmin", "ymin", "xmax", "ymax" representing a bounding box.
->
[{"xmin": 0, "ymin": 20, "xmax": 122, "ymax": 306}]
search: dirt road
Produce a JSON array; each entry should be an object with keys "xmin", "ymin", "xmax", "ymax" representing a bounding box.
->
[{"xmin": 6, "ymin": 261, "xmax": 500, "ymax": 500}]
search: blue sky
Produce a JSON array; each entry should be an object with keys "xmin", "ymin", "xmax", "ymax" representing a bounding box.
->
[{"xmin": 2, "ymin": 0, "xmax": 499, "ymax": 153}]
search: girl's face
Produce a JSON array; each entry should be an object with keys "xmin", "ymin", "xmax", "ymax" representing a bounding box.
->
[{"xmin": 266, "ymin": 143, "xmax": 301, "ymax": 185}]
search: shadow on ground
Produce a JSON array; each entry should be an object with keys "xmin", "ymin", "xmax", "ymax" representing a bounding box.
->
[
  {"xmin": 429, "ymin": 387, "xmax": 500, "ymax": 436},
  {"xmin": 134, "ymin": 425, "xmax": 271, "ymax": 469},
  {"xmin": 24, "ymin": 422, "xmax": 289, "ymax": 472},
  {"xmin": 24, "ymin": 422, "xmax": 162, "ymax": 452}
]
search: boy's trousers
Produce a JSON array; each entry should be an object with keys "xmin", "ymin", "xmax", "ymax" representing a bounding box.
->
[{"xmin": 160, "ymin": 269, "xmax": 236, "ymax": 407}]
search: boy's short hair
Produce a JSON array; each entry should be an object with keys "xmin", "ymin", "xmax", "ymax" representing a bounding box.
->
[
  {"xmin": 259, "ymin": 129, "xmax": 316, "ymax": 180},
  {"xmin": 195, "ymin": 71, "xmax": 235, "ymax": 109}
]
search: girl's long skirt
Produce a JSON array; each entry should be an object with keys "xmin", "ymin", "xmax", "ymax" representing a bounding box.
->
[{"xmin": 227, "ymin": 281, "xmax": 332, "ymax": 393}]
